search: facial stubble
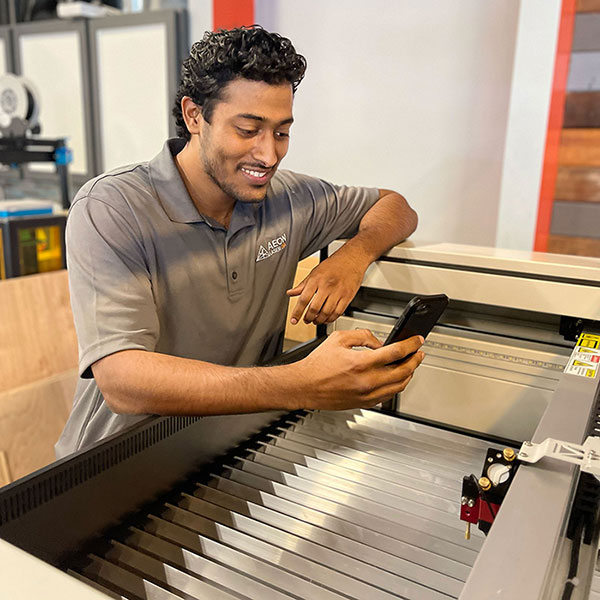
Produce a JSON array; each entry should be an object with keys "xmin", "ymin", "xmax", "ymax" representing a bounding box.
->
[{"xmin": 200, "ymin": 128, "xmax": 269, "ymax": 204}]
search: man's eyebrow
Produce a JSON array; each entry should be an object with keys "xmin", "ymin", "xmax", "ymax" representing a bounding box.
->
[{"xmin": 236, "ymin": 113, "xmax": 294, "ymax": 126}]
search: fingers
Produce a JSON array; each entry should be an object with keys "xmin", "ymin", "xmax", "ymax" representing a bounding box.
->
[
  {"xmin": 371, "ymin": 335, "xmax": 425, "ymax": 366},
  {"xmin": 321, "ymin": 297, "xmax": 349, "ymax": 325},
  {"xmin": 359, "ymin": 350, "xmax": 423, "ymax": 398},
  {"xmin": 337, "ymin": 371, "xmax": 416, "ymax": 411},
  {"xmin": 303, "ymin": 290, "xmax": 329, "ymax": 324},
  {"xmin": 289, "ymin": 278, "xmax": 317, "ymax": 325},
  {"xmin": 330, "ymin": 328, "xmax": 383, "ymax": 350},
  {"xmin": 312, "ymin": 295, "xmax": 340, "ymax": 325},
  {"xmin": 287, "ymin": 268, "xmax": 357, "ymax": 326},
  {"xmin": 370, "ymin": 349, "xmax": 423, "ymax": 382},
  {"xmin": 325, "ymin": 299, "xmax": 346, "ymax": 324},
  {"xmin": 305, "ymin": 294, "xmax": 348, "ymax": 325},
  {"xmin": 293, "ymin": 288, "xmax": 344, "ymax": 325},
  {"xmin": 286, "ymin": 279, "xmax": 305, "ymax": 297},
  {"xmin": 366, "ymin": 374, "xmax": 415, "ymax": 405},
  {"xmin": 359, "ymin": 354, "xmax": 422, "ymax": 406}
]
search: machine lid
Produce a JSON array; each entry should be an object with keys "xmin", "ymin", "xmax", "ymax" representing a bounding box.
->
[{"xmin": 329, "ymin": 240, "xmax": 600, "ymax": 284}]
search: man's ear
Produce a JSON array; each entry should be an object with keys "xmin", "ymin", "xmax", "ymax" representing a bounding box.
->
[{"xmin": 181, "ymin": 96, "xmax": 203, "ymax": 136}]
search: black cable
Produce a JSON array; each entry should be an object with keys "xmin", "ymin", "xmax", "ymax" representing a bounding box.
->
[{"xmin": 561, "ymin": 517, "xmax": 584, "ymax": 600}]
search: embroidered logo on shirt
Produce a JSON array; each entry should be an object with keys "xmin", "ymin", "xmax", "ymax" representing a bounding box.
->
[{"xmin": 256, "ymin": 232, "xmax": 287, "ymax": 262}]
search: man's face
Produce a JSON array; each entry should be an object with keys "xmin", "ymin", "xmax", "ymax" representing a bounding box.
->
[{"xmin": 198, "ymin": 78, "xmax": 294, "ymax": 203}]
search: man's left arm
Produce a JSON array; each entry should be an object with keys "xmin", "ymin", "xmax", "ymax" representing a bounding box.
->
[{"xmin": 287, "ymin": 189, "xmax": 417, "ymax": 325}]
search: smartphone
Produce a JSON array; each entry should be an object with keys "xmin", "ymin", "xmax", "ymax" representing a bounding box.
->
[{"xmin": 384, "ymin": 294, "xmax": 449, "ymax": 347}]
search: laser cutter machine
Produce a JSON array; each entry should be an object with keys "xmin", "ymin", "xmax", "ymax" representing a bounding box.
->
[{"xmin": 1, "ymin": 241, "xmax": 599, "ymax": 600}]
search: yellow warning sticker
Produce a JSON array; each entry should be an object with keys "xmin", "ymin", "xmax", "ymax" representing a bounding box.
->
[
  {"xmin": 577, "ymin": 333, "xmax": 600, "ymax": 350},
  {"xmin": 565, "ymin": 334, "xmax": 600, "ymax": 378}
]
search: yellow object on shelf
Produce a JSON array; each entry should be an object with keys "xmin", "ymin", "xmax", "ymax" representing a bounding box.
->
[
  {"xmin": 1, "ymin": 214, "xmax": 66, "ymax": 278},
  {"xmin": 18, "ymin": 225, "xmax": 64, "ymax": 275}
]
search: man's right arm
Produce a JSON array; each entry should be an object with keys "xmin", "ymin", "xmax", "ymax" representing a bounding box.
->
[{"xmin": 92, "ymin": 329, "xmax": 425, "ymax": 416}]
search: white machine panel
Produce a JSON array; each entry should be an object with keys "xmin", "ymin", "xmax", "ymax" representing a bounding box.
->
[
  {"xmin": 363, "ymin": 260, "xmax": 600, "ymax": 321},
  {"xmin": 329, "ymin": 240, "xmax": 600, "ymax": 320},
  {"xmin": 0, "ymin": 539, "xmax": 107, "ymax": 599},
  {"xmin": 333, "ymin": 315, "xmax": 570, "ymax": 441},
  {"xmin": 331, "ymin": 240, "xmax": 600, "ymax": 282}
]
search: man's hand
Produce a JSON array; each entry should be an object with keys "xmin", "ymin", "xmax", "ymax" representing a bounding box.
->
[
  {"xmin": 287, "ymin": 189, "xmax": 417, "ymax": 326},
  {"xmin": 287, "ymin": 251, "xmax": 369, "ymax": 325},
  {"xmin": 92, "ymin": 329, "xmax": 423, "ymax": 417},
  {"xmin": 295, "ymin": 329, "xmax": 425, "ymax": 410}
]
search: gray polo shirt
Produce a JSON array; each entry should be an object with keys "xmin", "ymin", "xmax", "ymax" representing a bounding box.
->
[{"xmin": 56, "ymin": 138, "xmax": 379, "ymax": 457}]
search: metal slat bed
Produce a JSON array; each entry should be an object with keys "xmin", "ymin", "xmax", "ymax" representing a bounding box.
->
[{"xmin": 72, "ymin": 409, "xmax": 493, "ymax": 600}]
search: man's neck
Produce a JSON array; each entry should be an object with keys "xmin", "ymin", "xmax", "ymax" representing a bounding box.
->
[{"xmin": 175, "ymin": 142, "xmax": 235, "ymax": 229}]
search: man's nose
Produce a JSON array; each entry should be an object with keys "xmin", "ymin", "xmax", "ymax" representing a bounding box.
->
[{"xmin": 252, "ymin": 132, "xmax": 278, "ymax": 167}]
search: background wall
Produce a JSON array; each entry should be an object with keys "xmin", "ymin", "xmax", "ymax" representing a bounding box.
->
[
  {"xmin": 187, "ymin": 0, "xmax": 212, "ymax": 48},
  {"xmin": 247, "ymin": 0, "xmax": 558, "ymax": 249}
]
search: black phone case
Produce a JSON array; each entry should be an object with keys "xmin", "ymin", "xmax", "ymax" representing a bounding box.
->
[{"xmin": 384, "ymin": 294, "xmax": 449, "ymax": 346}]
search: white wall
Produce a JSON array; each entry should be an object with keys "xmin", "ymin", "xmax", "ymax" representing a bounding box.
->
[
  {"xmin": 187, "ymin": 0, "xmax": 212, "ymax": 49},
  {"xmin": 255, "ymin": 0, "xmax": 521, "ymax": 246},
  {"xmin": 0, "ymin": 38, "xmax": 6, "ymax": 74},
  {"xmin": 183, "ymin": 1, "xmax": 563, "ymax": 249}
]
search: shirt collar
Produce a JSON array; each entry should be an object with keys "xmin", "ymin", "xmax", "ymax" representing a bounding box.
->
[
  {"xmin": 149, "ymin": 138, "xmax": 257, "ymax": 231},
  {"xmin": 149, "ymin": 138, "xmax": 205, "ymax": 224}
]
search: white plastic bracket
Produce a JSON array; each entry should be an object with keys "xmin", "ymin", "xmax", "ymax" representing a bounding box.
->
[{"xmin": 518, "ymin": 437, "xmax": 600, "ymax": 480}]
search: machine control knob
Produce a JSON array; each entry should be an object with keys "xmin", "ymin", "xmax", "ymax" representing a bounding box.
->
[
  {"xmin": 479, "ymin": 476, "xmax": 492, "ymax": 491},
  {"xmin": 503, "ymin": 448, "xmax": 516, "ymax": 461}
]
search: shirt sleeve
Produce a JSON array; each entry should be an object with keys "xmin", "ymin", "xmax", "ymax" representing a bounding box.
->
[
  {"xmin": 66, "ymin": 196, "xmax": 159, "ymax": 378},
  {"xmin": 287, "ymin": 172, "xmax": 380, "ymax": 260}
]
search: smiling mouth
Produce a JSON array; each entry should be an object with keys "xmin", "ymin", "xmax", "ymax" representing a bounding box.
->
[{"xmin": 240, "ymin": 166, "xmax": 272, "ymax": 184}]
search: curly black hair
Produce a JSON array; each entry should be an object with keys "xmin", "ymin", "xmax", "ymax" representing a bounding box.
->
[{"xmin": 173, "ymin": 26, "xmax": 307, "ymax": 140}]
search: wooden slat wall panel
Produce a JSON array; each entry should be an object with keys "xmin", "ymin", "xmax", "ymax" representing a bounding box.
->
[
  {"xmin": 0, "ymin": 370, "xmax": 78, "ymax": 482},
  {"xmin": 558, "ymin": 129, "xmax": 600, "ymax": 165},
  {"xmin": 563, "ymin": 91, "xmax": 600, "ymax": 127},
  {"xmin": 547, "ymin": 234, "xmax": 600, "ymax": 256},
  {"xmin": 549, "ymin": 5, "xmax": 600, "ymax": 258},
  {"xmin": 567, "ymin": 52, "xmax": 600, "ymax": 91},
  {"xmin": 555, "ymin": 166, "xmax": 600, "ymax": 201},
  {"xmin": 577, "ymin": 0, "xmax": 600, "ymax": 11},
  {"xmin": 0, "ymin": 270, "xmax": 78, "ymax": 394},
  {"xmin": 572, "ymin": 14, "xmax": 600, "ymax": 51}
]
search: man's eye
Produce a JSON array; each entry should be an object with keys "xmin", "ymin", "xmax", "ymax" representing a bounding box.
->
[
  {"xmin": 275, "ymin": 131, "xmax": 290, "ymax": 139},
  {"xmin": 237, "ymin": 128, "xmax": 257, "ymax": 137}
]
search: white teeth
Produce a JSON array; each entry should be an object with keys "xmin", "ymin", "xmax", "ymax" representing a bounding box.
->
[{"xmin": 242, "ymin": 168, "xmax": 267, "ymax": 178}]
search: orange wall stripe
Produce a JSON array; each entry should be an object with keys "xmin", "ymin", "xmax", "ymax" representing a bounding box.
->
[
  {"xmin": 213, "ymin": 0, "xmax": 254, "ymax": 31},
  {"xmin": 534, "ymin": 0, "xmax": 577, "ymax": 252}
]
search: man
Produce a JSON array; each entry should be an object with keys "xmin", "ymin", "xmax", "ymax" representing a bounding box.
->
[{"xmin": 56, "ymin": 26, "xmax": 421, "ymax": 458}]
